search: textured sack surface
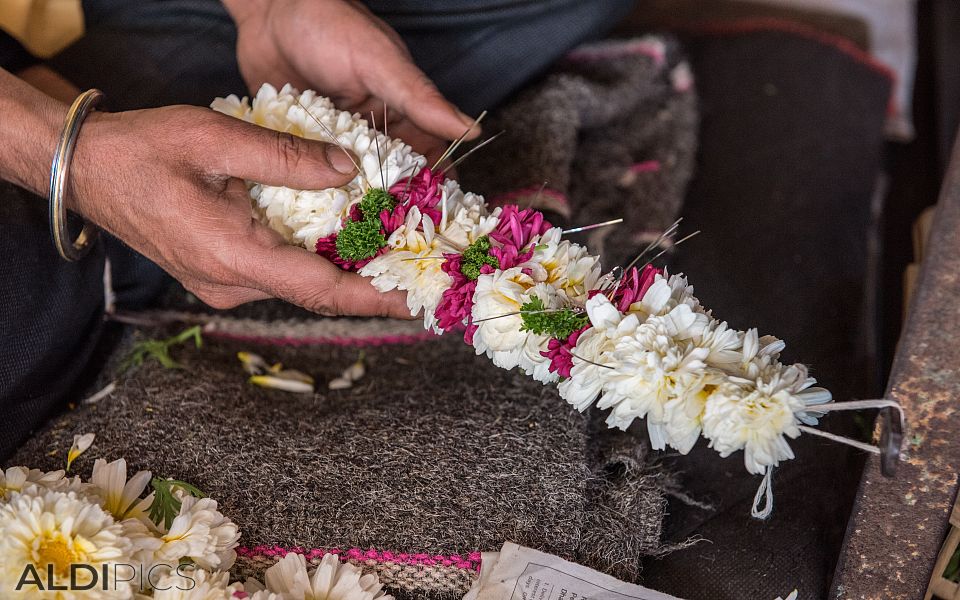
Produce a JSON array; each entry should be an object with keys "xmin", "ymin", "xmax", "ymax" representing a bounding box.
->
[
  {"xmin": 12, "ymin": 332, "xmax": 670, "ymax": 595},
  {"xmin": 459, "ymin": 36, "xmax": 698, "ymax": 268}
]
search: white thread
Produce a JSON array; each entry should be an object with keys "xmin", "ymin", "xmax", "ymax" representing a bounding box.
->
[
  {"xmin": 806, "ymin": 399, "xmax": 905, "ymax": 430},
  {"xmin": 798, "ymin": 425, "xmax": 881, "ymax": 455},
  {"xmin": 751, "ymin": 466, "xmax": 774, "ymax": 519}
]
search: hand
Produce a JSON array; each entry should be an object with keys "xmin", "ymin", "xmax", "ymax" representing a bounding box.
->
[
  {"xmin": 68, "ymin": 104, "xmax": 412, "ymax": 318},
  {"xmin": 224, "ymin": 0, "xmax": 479, "ymax": 164}
]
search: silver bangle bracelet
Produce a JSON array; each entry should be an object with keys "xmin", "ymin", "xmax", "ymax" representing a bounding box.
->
[{"xmin": 49, "ymin": 88, "xmax": 103, "ymax": 262}]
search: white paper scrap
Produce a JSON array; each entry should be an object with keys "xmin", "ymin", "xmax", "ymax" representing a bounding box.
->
[{"xmin": 472, "ymin": 543, "xmax": 685, "ymax": 600}]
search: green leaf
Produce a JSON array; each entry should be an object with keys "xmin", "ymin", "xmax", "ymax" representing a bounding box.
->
[
  {"xmin": 119, "ymin": 325, "xmax": 204, "ymax": 375},
  {"xmin": 147, "ymin": 477, "xmax": 206, "ymax": 530}
]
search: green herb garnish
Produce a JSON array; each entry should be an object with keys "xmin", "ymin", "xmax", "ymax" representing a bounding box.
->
[
  {"xmin": 519, "ymin": 296, "xmax": 588, "ymax": 340},
  {"xmin": 359, "ymin": 188, "xmax": 396, "ymax": 221},
  {"xmin": 461, "ymin": 235, "xmax": 500, "ymax": 280},
  {"xmin": 335, "ymin": 219, "xmax": 387, "ymax": 261}
]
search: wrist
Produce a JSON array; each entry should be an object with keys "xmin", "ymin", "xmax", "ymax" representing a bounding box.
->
[{"xmin": 0, "ymin": 68, "xmax": 69, "ymax": 196}]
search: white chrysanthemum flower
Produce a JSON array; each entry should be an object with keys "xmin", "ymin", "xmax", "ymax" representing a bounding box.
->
[
  {"xmin": 694, "ymin": 319, "xmax": 743, "ymax": 372},
  {"xmin": 0, "ymin": 487, "xmax": 134, "ymax": 598},
  {"xmin": 736, "ymin": 328, "xmax": 788, "ymax": 381},
  {"xmin": 0, "ymin": 467, "xmax": 68, "ymax": 501},
  {"xmin": 361, "ymin": 199, "xmax": 499, "ymax": 329},
  {"xmin": 471, "ymin": 267, "xmax": 538, "ymax": 370},
  {"xmin": 149, "ymin": 567, "xmax": 246, "ymax": 600},
  {"xmin": 558, "ymin": 294, "xmax": 637, "ymax": 411},
  {"xmin": 522, "ymin": 229, "xmax": 601, "ymax": 303},
  {"xmin": 702, "ymin": 364, "xmax": 832, "ymax": 474},
  {"xmin": 360, "ymin": 208, "xmax": 453, "ymax": 326},
  {"xmin": 248, "ymin": 552, "xmax": 393, "ymax": 600},
  {"xmin": 626, "ymin": 272, "xmax": 700, "ymax": 322},
  {"xmin": 155, "ymin": 496, "xmax": 240, "ymax": 571},
  {"xmin": 212, "ymin": 84, "xmax": 426, "ymax": 252},
  {"xmin": 598, "ymin": 304, "xmax": 712, "ymax": 443}
]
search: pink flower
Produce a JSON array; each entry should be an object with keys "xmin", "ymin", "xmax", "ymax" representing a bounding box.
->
[
  {"xmin": 435, "ymin": 253, "xmax": 495, "ymax": 340},
  {"xmin": 488, "ymin": 206, "xmax": 552, "ymax": 269},
  {"xmin": 610, "ymin": 264, "xmax": 661, "ymax": 312},
  {"xmin": 391, "ymin": 167, "xmax": 443, "ymax": 224},
  {"xmin": 541, "ymin": 324, "xmax": 590, "ymax": 378},
  {"xmin": 314, "ymin": 233, "xmax": 385, "ymax": 271}
]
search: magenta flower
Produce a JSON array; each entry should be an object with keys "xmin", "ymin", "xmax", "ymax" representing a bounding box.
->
[
  {"xmin": 610, "ymin": 264, "xmax": 662, "ymax": 312},
  {"xmin": 488, "ymin": 205, "xmax": 552, "ymax": 269},
  {"xmin": 315, "ymin": 232, "xmax": 385, "ymax": 271},
  {"xmin": 541, "ymin": 324, "xmax": 590, "ymax": 378},
  {"xmin": 390, "ymin": 167, "xmax": 443, "ymax": 224},
  {"xmin": 435, "ymin": 253, "xmax": 495, "ymax": 341}
]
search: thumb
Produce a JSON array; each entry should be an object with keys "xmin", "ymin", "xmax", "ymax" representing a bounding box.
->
[
  {"xmin": 363, "ymin": 51, "xmax": 480, "ymax": 143},
  {"xmin": 244, "ymin": 240, "xmax": 414, "ymax": 319},
  {"xmin": 211, "ymin": 114, "xmax": 360, "ymax": 189}
]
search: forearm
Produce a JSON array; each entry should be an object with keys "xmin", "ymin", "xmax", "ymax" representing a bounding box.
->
[{"xmin": 0, "ymin": 67, "xmax": 67, "ymax": 196}]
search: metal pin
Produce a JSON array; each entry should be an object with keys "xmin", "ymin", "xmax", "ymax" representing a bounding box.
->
[
  {"xmin": 624, "ymin": 217, "xmax": 683, "ymax": 272},
  {"xmin": 638, "ymin": 230, "xmax": 700, "ymax": 270},
  {"xmin": 569, "ymin": 352, "xmax": 615, "ymax": 370},
  {"xmin": 562, "ymin": 218, "xmax": 624, "ymax": 235},
  {"xmin": 296, "ymin": 99, "xmax": 369, "ymax": 189},
  {"xmin": 370, "ymin": 111, "xmax": 386, "ymax": 189},
  {"xmin": 442, "ymin": 130, "xmax": 505, "ymax": 174},
  {"xmin": 526, "ymin": 181, "xmax": 549, "ymax": 210},
  {"xmin": 432, "ymin": 111, "xmax": 488, "ymax": 171}
]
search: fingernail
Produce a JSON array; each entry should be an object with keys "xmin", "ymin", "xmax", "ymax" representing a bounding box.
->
[{"xmin": 326, "ymin": 146, "xmax": 358, "ymax": 175}]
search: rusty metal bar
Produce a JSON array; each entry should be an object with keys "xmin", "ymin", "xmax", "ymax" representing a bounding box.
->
[{"xmin": 832, "ymin": 135, "xmax": 960, "ymax": 599}]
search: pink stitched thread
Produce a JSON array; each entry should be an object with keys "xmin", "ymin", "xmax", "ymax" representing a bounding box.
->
[
  {"xmin": 565, "ymin": 39, "xmax": 667, "ymax": 66},
  {"xmin": 489, "ymin": 187, "xmax": 569, "ymax": 213},
  {"xmin": 629, "ymin": 160, "xmax": 661, "ymax": 174},
  {"xmin": 237, "ymin": 546, "xmax": 483, "ymax": 571}
]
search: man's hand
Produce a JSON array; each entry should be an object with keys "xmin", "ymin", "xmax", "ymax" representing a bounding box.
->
[
  {"xmin": 224, "ymin": 0, "xmax": 479, "ymax": 164},
  {"xmin": 68, "ymin": 104, "xmax": 412, "ymax": 317}
]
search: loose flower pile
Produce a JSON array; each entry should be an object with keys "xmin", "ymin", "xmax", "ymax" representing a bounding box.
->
[
  {"xmin": 0, "ymin": 450, "xmax": 394, "ymax": 599},
  {"xmin": 212, "ymin": 84, "xmax": 895, "ymax": 516}
]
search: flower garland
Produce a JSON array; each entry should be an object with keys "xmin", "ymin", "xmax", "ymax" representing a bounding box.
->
[
  {"xmin": 212, "ymin": 84, "xmax": 902, "ymax": 517},
  {"xmin": 0, "ymin": 457, "xmax": 394, "ymax": 599}
]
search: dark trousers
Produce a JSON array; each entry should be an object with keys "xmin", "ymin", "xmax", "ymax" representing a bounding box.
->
[{"xmin": 0, "ymin": 0, "xmax": 634, "ymax": 460}]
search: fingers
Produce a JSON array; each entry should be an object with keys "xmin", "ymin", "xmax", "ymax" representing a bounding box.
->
[
  {"xmin": 388, "ymin": 118, "xmax": 449, "ymax": 167},
  {"xmin": 360, "ymin": 49, "xmax": 480, "ymax": 143},
  {"xmin": 208, "ymin": 114, "xmax": 359, "ymax": 189},
  {"xmin": 242, "ymin": 241, "xmax": 413, "ymax": 319},
  {"xmin": 183, "ymin": 280, "xmax": 272, "ymax": 310}
]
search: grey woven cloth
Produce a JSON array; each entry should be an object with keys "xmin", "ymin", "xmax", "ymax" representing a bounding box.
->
[
  {"xmin": 12, "ymin": 332, "xmax": 671, "ymax": 594},
  {"xmin": 459, "ymin": 36, "xmax": 698, "ymax": 268}
]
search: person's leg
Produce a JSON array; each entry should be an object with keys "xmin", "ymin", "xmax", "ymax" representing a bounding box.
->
[
  {"xmin": 0, "ymin": 184, "xmax": 105, "ymax": 461},
  {"xmin": 367, "ymin": 0, "xmax": 637, "ymax": 114}
]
